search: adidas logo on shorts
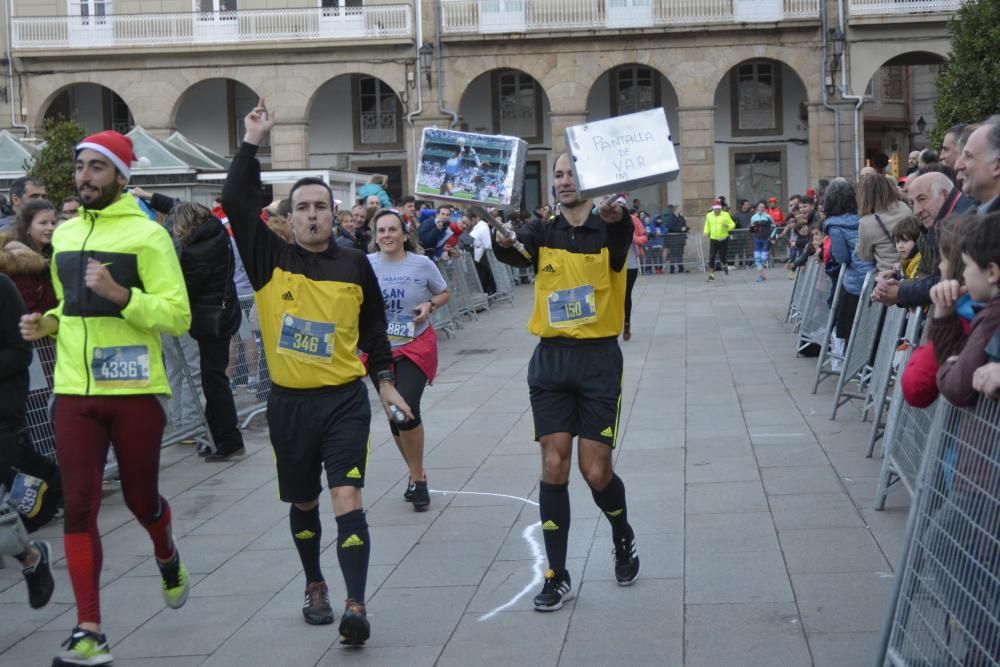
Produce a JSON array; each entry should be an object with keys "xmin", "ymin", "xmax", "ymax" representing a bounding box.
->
[
  {"xmin": 542, "ymin": 520, "xmax": 559, "ymax": 531},
  {"xmin": 600, "ymin": 426, "xmax": 614, "ymax": 438},
  {"xmin": 346, "ymin": 467, "xmax": 362, "ymax": 479}
]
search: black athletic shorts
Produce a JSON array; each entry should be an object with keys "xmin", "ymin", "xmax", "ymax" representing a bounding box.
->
[
  {"xmin": 267, "ymin": 380, "xmax": 371, "ymax": 502},
  {"xmin": 526, "ymin": 338, "xmax": 623, "ymax": 447}
]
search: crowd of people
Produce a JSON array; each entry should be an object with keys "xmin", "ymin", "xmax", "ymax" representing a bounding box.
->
[{"xmin": 1, "ymin": 99, "xmax": 999, "ymax": 665}]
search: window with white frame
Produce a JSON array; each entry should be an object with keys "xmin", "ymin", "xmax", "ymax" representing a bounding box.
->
[
  {"xmin": 196, "ymin": 0, "xmax": 238, "ymax": 11},
  {"xmin": 733, "ymin": 61, "xmax": 782, "ymax": 135},
  {"xmin": 613, "ymin": 66, "xmax": 658, "ymax": 116},
  {"xmin": 70, "ymin": 1, "xmax": 110, "ymax": 24},
  {"xmin": 494, "ymin": 71, "xmax": 541, "ymax": 144},
  {"xmin": 356, "ymin": 77, "xmax": 399, "ymax": 146}
]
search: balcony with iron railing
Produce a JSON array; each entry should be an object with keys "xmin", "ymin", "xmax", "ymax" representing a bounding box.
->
[
  {"xmin": 11, "ymin": 4, "xmax": 412, "ymax": 52},
  {"xmin": 440, "ymin": 0, "xmax": 820, "ymax": 35},
  {"xmin": 847, "ymin": 0, "xmax": 962, "ymax": 17}
]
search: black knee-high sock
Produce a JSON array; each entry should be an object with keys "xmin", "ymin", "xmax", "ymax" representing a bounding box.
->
[
  {"xmin": 335, "ymin": 509, "xmax": 370, "ymax": 603},
  {"xmin": 290, "ymin": 505, "xmax": 324, "ymax": 584},
  {"xmin": 538, "ymin": 481, "xmax": 570, "ymax": 575},
  {"xmin": 591, "ymin": 474, "xmax": 629, "ymax": 539}
]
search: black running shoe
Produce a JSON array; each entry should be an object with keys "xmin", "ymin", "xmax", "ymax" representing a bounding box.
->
[
  {"xmin": 403, "ymin": 479, "xmax": 415, "ymax": 502},
  {"xmin": 302, "ymin": 581, "xmax": 334, "ymax": 625},
  {"xmin": 23, "ymin": 540, "xmax": 54, "ymax": 609},
  {"xmin": 614, "ymin": 527, "xmax": 640, "ymax": 586},
  {"xmin": 411, "ymin": 481, "xmax": 430, "ymax": 511},
  {"xmin": 533, "ymin": 569, "xmax": 573, "ymax": 611},
  {"xmin": 339, "ymin": 599, "xmax": 370, "ymax": 645}
]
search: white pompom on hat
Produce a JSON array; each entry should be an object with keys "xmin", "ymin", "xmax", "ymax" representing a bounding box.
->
[{"xmin": 75, "ymin": 130, "xmax": 140, "ymax": 180}]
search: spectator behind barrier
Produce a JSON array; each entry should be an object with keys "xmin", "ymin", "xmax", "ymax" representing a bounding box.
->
[
  {"xmin": 872, "ymin": 172, "xmax": 976, "ymax": 308},
  {"xmin": 0, "ymin": 200, "xmax": 58, "ymax": 315},
  {"xmin": 857, "ymin": 172, "xmax": 910, "ymax": 273},
  {"xmin": 901, "ymin": 215, "xmax": 975, "ymax": 408},
  {"xmin": 971, "ymin": 327, "xmax": 1000, "ymax": 399},
  {"xmin": 168, "ymin": 202, "xmax": 246, "ymax": 462},
  {"xmin": 928, "ymin": 213, "xmax": 1000, "ymax": 407},
  {"xmin": 822, "ymin": 179, "xmax": 872, "ymax": 343},
  {"xmin": 956, "ymin": 121, "xmax": 1000, "ymax": 215},
  {"xmin": 358, "ymin": 174, "xmax": 392, "ymax": 210},
  {"xmin": 0, "ymin": 177, "xmax": 48, "ymax": 232}
]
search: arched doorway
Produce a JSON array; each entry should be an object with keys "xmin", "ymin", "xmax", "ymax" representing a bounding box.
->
[
  {"xmin": 859, "ymin": 54, "xmax": 946, "ymax": 178},
  {"xmin": 173, "ymin": 78, "xmax": 263, "ymax": 159},
  {"xmin": 585, "ymin": 63, "xmax": 680, "ymax": 215},
  {"xmin": 42, "ymin": 83, "xmax": 134, "ymax": 134},
  {"xmin": 458, "ymin": 68, "xmax": 551, "ymax": 213},
  {"xmin": 712, "ymin": 58, "xmax": 810, "ymax": 209},
  {"xmin": 307, "ymin": 73, "xmax": 407, "ymax": 205}
]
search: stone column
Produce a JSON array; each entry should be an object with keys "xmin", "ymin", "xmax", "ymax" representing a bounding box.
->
[
  {"xmin": 807, "ymin": 100, "xmax": 855, "ymax": 182},
  {"xmin": 549, "ymin": 110, "xmax": 587, "ymax": 156},
  {"xmin": 269, "ymin": 120, "xmax": 308, "ymax": 170},
  {"xmin": 676, "ymin": 105, "xmax": 715, "ymax": 224},
  {"xmin": 266, "ymin": 120, "xmax": 308, "ymax": 197}
]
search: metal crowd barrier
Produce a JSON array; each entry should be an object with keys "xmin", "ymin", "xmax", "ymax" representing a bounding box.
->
[
  {"xmin": 725, "ymin": 229, "xmax": 754, "ymax": 268},
  {"xmin": 785, "ymin": 260, "xmax": 817, "ymax": 327},
  {"xmin": 24, "ymin": 339, "xmax": 56, "ymax": 462},
  {"xmin": 485, "ymin": 249, "xmax": 516, "ymax": 307},
  {"xmin": 875, "ymin": 395, "xmax": 1000, "ymax": 667},
  {"xmin": 863, "ymin": 306, "xmax": 910, "ymax": 457},
  {"xmin": 810, "ymin": 268, "xmax": 854, "ymax": 394},
  {"xmin": 829, "ymin": 272, "xmax": 885, "ymax": 419},
  {"xmin": 873, "ymin": 309, "xmax": 936, "ymax": 510},
  {"xmin": 796, "ymin": 263, "xmax": 843, "ymax": 357},
  {"xmin": 228, "ymin": 296, "xmax": 270, "ymax": 430}
]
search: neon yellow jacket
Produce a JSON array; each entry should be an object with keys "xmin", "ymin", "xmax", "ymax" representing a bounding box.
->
[
  {"xmin": 703, "ymin": 211, "xmax": 736, "ymax": 240},
  {"xmin": 45, "ymin": 195, "xmax": 190, "ymax": 396}
]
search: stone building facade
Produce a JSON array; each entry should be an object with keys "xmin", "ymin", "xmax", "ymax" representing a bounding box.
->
[{"xmin": 0, "ymin": 0, "xmax": 958, "ymax": 217}]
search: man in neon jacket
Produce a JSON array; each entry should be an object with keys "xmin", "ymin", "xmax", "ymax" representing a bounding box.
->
[
  {"xmin": 703, "ymin": 200, "xmax": 736, "ymax": 280},
  {"xmin": 20, "ymin": 130, "xmax": 192, "ymax": 667}
]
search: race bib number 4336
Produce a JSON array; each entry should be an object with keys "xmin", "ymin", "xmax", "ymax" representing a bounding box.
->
[
  {"xmin": 277, "ymin": 314, "xmax": 335, "ymax": 363},
  {"xmin": 91, "ymin": 345, "xmax": 151, "ymax": 388}
]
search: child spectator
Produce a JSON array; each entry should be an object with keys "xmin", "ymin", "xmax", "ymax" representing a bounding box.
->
[
  {"xmin": 891, "ymin": 216, "xmax": 924, "ymax": 280},
  {"xmin": 901, "ymin": 214, "xmax": 973, "ymax": 407},
  {"xmin": 929, "ymin": 212, "xmax": 1000, "ymax": 406}
]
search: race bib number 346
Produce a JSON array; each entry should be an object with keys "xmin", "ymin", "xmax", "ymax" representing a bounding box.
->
[
  {"xmin": 277, "ymin": 314, "xmax": 335, "ymax": 363},
  {"xmin": 91, "ymin": 345, "xmax": 151, "ymax": 388},
  {"xmin": 548, "ymin": 285, "xmax": 597, "ymax": 328}
]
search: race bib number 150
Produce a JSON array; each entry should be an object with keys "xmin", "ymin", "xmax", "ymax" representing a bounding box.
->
[{"xmin": 548, "ymin": 285, "xmax": 597, "ymax": 328}]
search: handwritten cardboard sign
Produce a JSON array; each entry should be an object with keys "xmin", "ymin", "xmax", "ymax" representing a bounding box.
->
[{"xmin": 565, "ymin": 108, "xmax": 679, "ymax": 200}]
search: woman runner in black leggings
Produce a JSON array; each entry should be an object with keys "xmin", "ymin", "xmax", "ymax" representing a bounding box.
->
[{"xmin": 367, "ymin": 210, "xmax": 450, "ymax": 509}]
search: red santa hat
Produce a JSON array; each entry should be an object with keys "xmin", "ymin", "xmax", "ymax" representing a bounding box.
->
[
  {"xmin": 712, "ymin": 200, "xmax": 722, "ymax": 209},
  {"xmin": 75, "ymin": 130, "xmax": 140, "ymax": 180}
]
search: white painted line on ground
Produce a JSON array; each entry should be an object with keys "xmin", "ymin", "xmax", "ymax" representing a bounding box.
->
[
  {"xmin": 428, "ymin": 489, "xmax": 545, "ymax": 622},
  {"xmin": 430, "ymin": 489, "xmax": 539, "ymax": 506},
  {"xmin": 478, "ymin": 521, "xmax": 544, "ymax": 622},
  {"xmin": 749, "ymin": 433, "xmax": 807, "ymax": 437}
]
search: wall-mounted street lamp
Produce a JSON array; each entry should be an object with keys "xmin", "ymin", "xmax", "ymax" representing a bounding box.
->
[
  {"xmin": 418, "ymin": 43, "xmax": 434, "ymax": 87},
  {"xmin": 915, "ymin": 116, "xmax": 926, "ymax": 134}
]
